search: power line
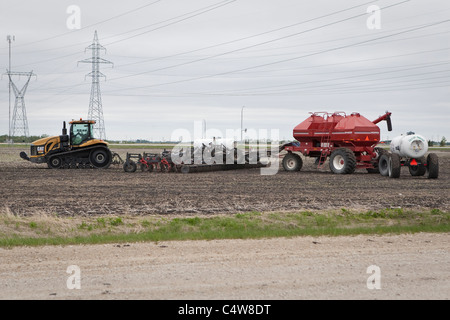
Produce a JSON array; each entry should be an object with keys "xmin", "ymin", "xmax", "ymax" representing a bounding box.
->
[
  {"xmin": 12, "ymin": 0, "xmax": 235, "ymax": 69},
  {"xmin": 102, "ymin": 79, "xmax": 450, "ymax": 97},
  {"xmin": 84, "ymin": 45, "xmax": 450, "ymax": 97},
  {"xmin": 278, "ymin": 78, "xmax": 450, "ymax": 96},
  {"xmin": 8, "ymin": 0, "xmax": 239, "ymax": 98},
  {"xmin": 105, "ymin": 1, "xmax": 429, "ymax": 92},
  {"xmin": 2, "ymin": 0, "xmax": 164, "ymax": 50},
  {"xmin": 167, "ymin": 18, "xmax": 449, "ymax": 89},
  {"xmin": 218, "ymin": 69, "xmax": 450, "ymax": 96},
  {"xmin": 109, "ymin": 0, "xmax": 390, "ymax": 81},
  {"xmin": 195, "ymin": 61, "xmax": 450, "ymax": 95},
  {"xmin": 115, "ymin": 0, "xmax": 378, "ymax": 69},
  {"xmin": 103, "ymin": 0, "xmax": 237, "ymax": 46}
]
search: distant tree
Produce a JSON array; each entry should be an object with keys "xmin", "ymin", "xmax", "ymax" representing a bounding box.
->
[
  {"xmin": 440, "ymin": 136, "xmax": 447, "ymax": 147},
  {"xmin": 428, "ymin": 140, "xmax": 434, "ymax": 147}
]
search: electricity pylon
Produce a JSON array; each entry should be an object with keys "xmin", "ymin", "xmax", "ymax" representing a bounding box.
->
[
  {"xmin": 6, "ymin": 71, "xmax": 36, "ymax": 138},
  {"xmin": 78, "ymin": 31, "xmax": 113, "ymax": 140}
]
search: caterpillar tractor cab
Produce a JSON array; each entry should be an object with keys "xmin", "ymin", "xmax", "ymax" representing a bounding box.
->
[{"xmin": 20, "ymin": 119, "xmax": 112, "ymax": 169}]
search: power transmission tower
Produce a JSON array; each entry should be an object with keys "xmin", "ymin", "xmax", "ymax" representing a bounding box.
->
[
  {"xmin": 6, "ymin": 71, "xmax": 36, "ymax": 139},
  {"xmin": 78, "ymin": 31, "xmax": 113, "ymax": 140}
]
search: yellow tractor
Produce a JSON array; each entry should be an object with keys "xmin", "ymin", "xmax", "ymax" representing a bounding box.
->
[{"xmin": 20, "ymin": 119, "xmax": 112, "ymax": 169}]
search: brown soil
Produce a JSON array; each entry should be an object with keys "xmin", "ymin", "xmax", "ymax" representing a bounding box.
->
[{"xmin": 1, "ymin": 148, "xmax": 449, "ymax": 216}]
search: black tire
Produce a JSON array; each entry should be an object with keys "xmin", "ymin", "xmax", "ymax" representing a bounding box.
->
[
  {"xmin": 427, "ymin": 153, "xmax": 439, "ymax": 179},
  {"xmin": 409, "ymin": 157, "xmax": 426, "ymax": 176},
  {"xmin": 378, "ymin": 154, "xmax": 390, "ymax": 176},
  {"xmin": 48, "ymin": 156, "xmax": 62, "ymax": 169},
  {"xmin": 282, "ymin": 153, "xmax": 303, "ymax": 172},
  {"xmin": 90, "ymin": 148, "xmax": 112, "ymax": 169},
  {"xmin": 388, "ymin": 153, "xmax": 401, "ymax": 178},
  {"xmin": 329, "ymin": 148, "xmax": 356, "ymax": 174},
  {"xmin": 368, "ymin": 147, "xmax": 389, "ymax": 173},
  {"xmin": 123, "ymin": 160, "xmax": 137, "ymax": 173}
]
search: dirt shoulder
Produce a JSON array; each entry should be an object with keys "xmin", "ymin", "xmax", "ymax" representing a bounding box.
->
[{"xmin": 1, "ymin": 232, "xmax": 448, "ymax": 300}]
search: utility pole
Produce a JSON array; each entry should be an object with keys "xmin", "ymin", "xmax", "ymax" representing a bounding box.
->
[
  {"xmin": 240, "ymin": 106, "xmax": 246, "ymax": 142},
  {"xmin": 78, "ymin": 31, "xmax": 113, "ymax": 140},
  {"xmin": 202, "ymin": 119, "xmax": 206, "ymax": 139},
  {"xmin": 6, "ymin": 35, "xmax": 14, "ymax": 143}
]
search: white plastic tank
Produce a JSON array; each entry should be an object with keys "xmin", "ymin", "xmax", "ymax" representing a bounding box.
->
[{"xmin": 390, "ymin": 133, "xmax": 428, "ymax": 158}]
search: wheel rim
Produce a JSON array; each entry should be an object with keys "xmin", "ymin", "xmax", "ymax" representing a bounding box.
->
[
  {"xmin": 95, "ymin": 153, "xmax": 106, "ymax": 164},
  {"xmin": 333, "ymin": 155, "xmax": 345, "ymax": 170},
  {"xmin": 286, "ymin": 158, "xmax": 296, "ymax": 169}
]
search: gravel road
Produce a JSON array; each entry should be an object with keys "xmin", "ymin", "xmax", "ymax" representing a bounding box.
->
[{"xmin": 1, "ymin": 232, "xmax": 448, "ymax": 300}]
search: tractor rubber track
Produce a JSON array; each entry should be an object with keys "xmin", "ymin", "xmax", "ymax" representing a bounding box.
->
[{"xmin": 47, "ymin": 145, "xmax": 112, "ymax": 169}]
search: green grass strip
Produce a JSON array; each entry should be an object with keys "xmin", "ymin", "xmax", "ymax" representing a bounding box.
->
[{"xmin": 1, "ymin": 208, "xmax": 449, "ymax": 248}]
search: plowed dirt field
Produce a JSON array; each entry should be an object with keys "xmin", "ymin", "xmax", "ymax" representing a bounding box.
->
[{"xmin": 1, "ymin": 148, "xmax": 449, "ymax": 216}]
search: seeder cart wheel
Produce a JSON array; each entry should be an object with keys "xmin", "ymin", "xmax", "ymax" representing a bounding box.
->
[
  {"xmin": 388, "ymin": 153, "xmax": 401, "ymax": 179},
  {"xmin": 427, "ymin": 153, "xmax": 439, "ymax": 179},
  {"xmin": 329, "ymin": 148, "xmax": 356, "ymax": 174},
  {"xmin": 282, "ymin": 153, "xmax": 302, "ymax": 172},
  {"xmin": 378, "ymin": 154, "xmax": 390, "ymax": 176}
]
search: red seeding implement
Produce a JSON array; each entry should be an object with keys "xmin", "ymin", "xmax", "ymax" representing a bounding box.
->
[
  {"xmin": 122, "ymin": 147, "xmax": 266, "ymax": 174},
  {"xmin": 280, "ymin": 111, "xmax": 438, "ymax": 179},
  {"xmin": 123, "ymin": 150, "xmax": 177, "ymax": 173}
]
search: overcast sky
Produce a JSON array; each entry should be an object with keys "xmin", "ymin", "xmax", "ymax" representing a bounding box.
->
[{"xmin": 1, "ymin": 0, "xmax": 449, "ymax": 141}]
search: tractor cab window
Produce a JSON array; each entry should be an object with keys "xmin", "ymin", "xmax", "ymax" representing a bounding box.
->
[{"xmin": 71, "ymin": 123, "xmax": 93, "ymax": 145}]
